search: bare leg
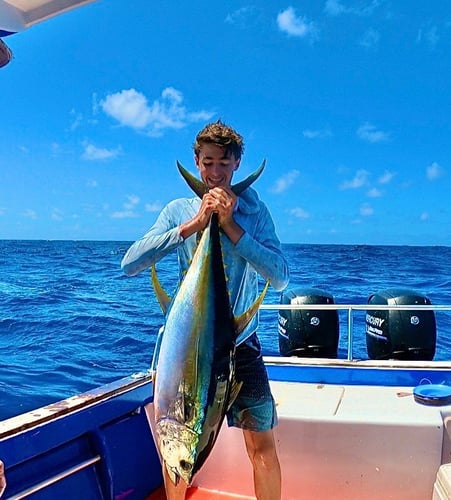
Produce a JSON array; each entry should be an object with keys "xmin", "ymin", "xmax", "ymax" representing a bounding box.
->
[
  {"xmin": 162, "ymin": 461, "xmax": 188, "ymax": 500},
  {"xmin": 0, "ymin": 460, "xmax": 6, "ymax": 497},
  {"xmin": 243, "ymin": 429, "xmax": 281, "ymax": 500}
]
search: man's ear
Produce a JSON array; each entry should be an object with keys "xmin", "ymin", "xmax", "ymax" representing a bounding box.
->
[
  {"xmin": 234, "ymin": 158, "xmax": 241, "ymax": 171},
  {"xmin": 194, "ymin": 155, "xmax": 200, "ymax": 169}
]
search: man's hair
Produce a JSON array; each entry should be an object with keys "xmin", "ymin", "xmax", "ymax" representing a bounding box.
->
[{"xmin": 193, "ymin": 120, "xmax": 245, "ymax": 160}]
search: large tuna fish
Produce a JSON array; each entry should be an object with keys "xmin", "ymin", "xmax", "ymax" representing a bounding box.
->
[{"xmin": 152, "ymin": 162, "xmax": 268, "ymax": 485}]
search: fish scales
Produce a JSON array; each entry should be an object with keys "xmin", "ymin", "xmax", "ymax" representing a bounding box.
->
[
  {"xmin": 152, "ymin": 163, "xmax": 267, "ymax": 485},
  {"xmin": 154, "ymin": 213, "xmax": 237, "ymax": 484}
]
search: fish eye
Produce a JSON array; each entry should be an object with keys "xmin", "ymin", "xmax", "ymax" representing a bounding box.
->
[{"xmin": 180, "ymin": 460, "xmax": 193, "ymax": 472}]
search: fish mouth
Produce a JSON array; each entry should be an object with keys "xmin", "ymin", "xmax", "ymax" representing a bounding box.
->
[
  {"xmin": 164, "ymin": 448, "xmax": 196, "ymax": 485},
  {"xmin": 156, "ymin": 418, "xmax": 197, "ymax": 484},
  {"xmin": 165, "ymin": 459, "xmax": 195, "ymax": 486}
]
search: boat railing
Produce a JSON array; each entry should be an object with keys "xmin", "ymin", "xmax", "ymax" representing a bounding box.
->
[
  {"xmin": 6, "ymin": 456, "xmax": 101, "ymax": 500},
  {"xmin": 259, "ymin": 303, "xmax": 451, "ymax": 361}
]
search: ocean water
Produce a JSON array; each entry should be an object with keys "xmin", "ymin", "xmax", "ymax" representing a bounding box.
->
[{"xmin": 0, "ymin": 240, "xmax": 450, "ymax": 421}]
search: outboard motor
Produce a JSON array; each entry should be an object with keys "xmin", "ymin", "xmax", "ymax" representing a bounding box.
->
[
  {"xmin": 365, "ymin": 288, "xmax": 436, "ymax": 360},
  {"xmin": 278, "ymin": 288, "xmax": 339, "ymax": 358}
]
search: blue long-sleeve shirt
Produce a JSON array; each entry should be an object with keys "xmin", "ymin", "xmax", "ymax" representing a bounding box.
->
[{"xmin": 121, "ymin": 186, "xmax": 289, "ymax": 345}]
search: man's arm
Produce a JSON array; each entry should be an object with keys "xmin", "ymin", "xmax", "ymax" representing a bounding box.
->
[
  {"xmin": 205, "ymin": 186, "xmax": 289, "ymax": 291},
  {"xmin": 234, "ymin": 204, "xmax": 289, "ymax": 292},
  {"xmin": 121, "ymin": 201, "xmax": 186, "ymax": 276}
]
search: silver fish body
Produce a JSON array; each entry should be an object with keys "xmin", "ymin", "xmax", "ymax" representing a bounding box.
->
[
  {"xmin": 154, "ymin": 214, "xmax": 237, "ymax": 484},
  {"xmin": 152, "ymin": 163, "xmax": 267, "ymax": 485}
]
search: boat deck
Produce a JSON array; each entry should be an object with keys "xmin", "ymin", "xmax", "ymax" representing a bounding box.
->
[
  {"xmin": 147, "ymin": 485, "xmax": 253, "ymax": 499},
  {"xmin": 186, "ymin": 378, "xmax": 450, "ymax": 500},
  {"xmin": 144, "ymin": 375, "xmax": 451, "ymax": 499}
]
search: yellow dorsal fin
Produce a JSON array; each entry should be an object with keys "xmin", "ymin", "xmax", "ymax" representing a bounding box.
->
[
  {"xmin": 151, "ymin": 264, "xmax": 171, "ymax": 315},
  {"xmin": 233, "ymin": 281, "xmax": 269, "ymax": 335}
]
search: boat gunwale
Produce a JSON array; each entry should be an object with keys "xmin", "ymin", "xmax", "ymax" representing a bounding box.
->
[
  {"xmin": 1, "ymin": 303, "xmax": 450, "ymax": 442},
  {"xmin": 265, "ymin": 355, "xmax": 451, "ymax": 370},
  {"xmin": 263, "ymin": 304, "xmax": 451, "ymax": 311},
  {"xmin": 0, "ymin": 371, "xmax": 153, "ymax": 441}
]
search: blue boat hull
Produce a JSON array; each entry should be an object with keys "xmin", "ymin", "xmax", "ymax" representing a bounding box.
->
[
  {"xmin": 1, "ymin": 358, "xmax": 451, "ymax": 498},
  {"xmin": 0, "ymin": 373, "xmax": 160, "ymax": 499}
]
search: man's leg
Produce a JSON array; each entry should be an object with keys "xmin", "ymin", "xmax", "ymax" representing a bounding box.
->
[
  {"xmin": 162, "ymin": 461, "xmax": 188, "ymax": 500},
  {"xmin": 243, "ymin": 428, "xmax": 281, "ymax": 500}
]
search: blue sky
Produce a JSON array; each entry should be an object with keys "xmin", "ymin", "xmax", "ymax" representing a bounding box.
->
[{"xmin": 0, "ymin": 1, "xmax": 449, "ymax": 245}]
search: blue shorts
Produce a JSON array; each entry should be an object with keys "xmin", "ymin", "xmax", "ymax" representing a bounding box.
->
[{"xmin": 226, "ymin": 335, "xmax": 278, "ymax": 432}]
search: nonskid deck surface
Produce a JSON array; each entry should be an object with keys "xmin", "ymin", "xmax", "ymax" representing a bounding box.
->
[{"xmin": 147, "ymin": 486, "xmax": 254, "ymax": 499}]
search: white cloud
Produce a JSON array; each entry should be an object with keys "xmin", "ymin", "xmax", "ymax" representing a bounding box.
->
[
  {"xmin": 288, "ymin": 207, "xmax": 310, "ymax": 219},
  {"xmin": 417, "ymin": 26, "xmax": 439, "ymax": 49},
  {"xmin": 357, "ymin": 122, "xmax": 389, "ymax": 143},
  {"xmin": 124, "ymin": 195, "xmax": 140, "ymax": 210},
  {"xmin": 270, "ymin": 169, "xmax": 300, "ymax": 193},
  {"xmin": 51, "ymin": 143, "xmax": 62, "ymax": 156},
  {"xmin": 303, "ymin": 128, "xmax": 332, "ymax": 139},
  {"xmin": 420, "ymin": 212, "xmax": 429, "ymax": 221},
  {"xmin": 360, "ymin": 203, "xmax": 374, "ymax": 216},
  {"xmin": 367, "ymin": 187, "xmax": 382, "ymax": 197},
  {"xmin": 87, "ymin": 180, "xmax": 98, "ymax": 188},
  {"xmin": 146, "ymin": 202, "xmax": 163, "ymax": 213},
  {"xmin": 225, "ymin": 7, "xmax": 256, "ymax": 26},
  {"xmin": 111, "ymin": 195, "xmax": 140, "ymax": 219},
  {"xmin": 101, "ymin": 88, "xmax": 151, "ymax": 128},
  {"xmin": 277, "ymin": 7, "xmax": 317, "ymax": 39},
  {"xmin": 426, "ymin": 161, "xmax": 444, "ymax": 181},
  {"xmin": 82, "ymin": 142, "xmax": 121, "ymax": 161},
  {"xmin": 324, "ymin": 0, "xmax": 346, "ymax": 16},
  {"xmin": 360, "ymin": 28, "xmax": 380, "ymax": 50},
  {"xmin": 340, "ymin": 169, "xmax": 369, "ymax": 189},
  {"xmin": 325, "ymin": 0, "xmax": 380, "ymax": 17},
  {"xmin": 24, "ymin": 209, "xmax": 38, "ymax": 220},
  {"xmin": 378, "ymin": 170, "xmax": 395, "ymax": 184},
  {"xmin": 51, "ymin": 208, "xmax": 64, "ymax": 221},
  {"xmin": 101, "ymin": 87, "xmax": 214, "ymax": 137},
  {"xmin": 362, "ymin": 171, "xmax": 394, "ymax": 198},
  {"xmin": 70, "ymin": 109, "xmax": 83, "ymax": 131},
  {"xmin": 111, "ymin": 210, "xmax": 137, "ymax": 219}
]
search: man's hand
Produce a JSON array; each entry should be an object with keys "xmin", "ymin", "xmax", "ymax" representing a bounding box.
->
[
  {"xmin": 204, "ymin": 186, "xmax": 236, "ymax": 226},
  {"xmin": 179, "ymin": 187, "xmax": 244, "ymax": 244},
  {"xmin": 205, "ymin": 187, "xmax": 244, "ymax": 244},
  {"xmin": 178, "ymin": 194, "xmax": 216, "ymax": 240}
]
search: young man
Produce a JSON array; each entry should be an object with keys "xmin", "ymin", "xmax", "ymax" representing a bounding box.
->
[{"xmin": 121, "ymin": 121, "xmax": 289, "ymax": 500}]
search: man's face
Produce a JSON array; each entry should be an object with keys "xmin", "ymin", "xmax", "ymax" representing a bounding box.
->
[{"xmin": 195, "ymin": 143, "xmax": 240, "ymax": 189}]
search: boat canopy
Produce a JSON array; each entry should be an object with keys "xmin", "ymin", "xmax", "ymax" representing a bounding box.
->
[{"xmin": 0, "ymin": 0, "xmax": 97, "ymax": 36}]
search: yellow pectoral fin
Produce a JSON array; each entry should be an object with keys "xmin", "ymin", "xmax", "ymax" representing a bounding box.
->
[
  {"xmin": 233, "ymin": 281, "xmax": 269, "ymax": 335},
  {"xmin": 151, "ymin": 264, "xmax": 171, "ymax": 315}
]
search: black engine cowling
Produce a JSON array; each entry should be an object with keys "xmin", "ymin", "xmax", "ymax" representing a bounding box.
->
[
  {"xmin": 278, "ymin": 288, "xmax": 339, "ymax": 358},
  {"xmin": 365, "ymin": 288, "xmax": 436, "ymax": 360}
]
